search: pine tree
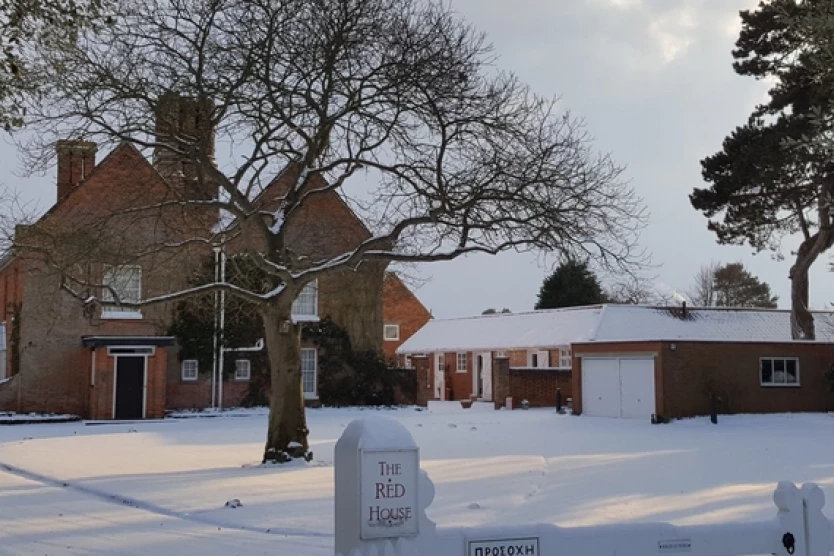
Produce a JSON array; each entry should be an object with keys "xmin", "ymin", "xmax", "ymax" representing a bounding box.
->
[
  {"xmin": 712, "ymin": 263, "xmax": 778, "ymax": 308},
  {"xmin": 535, "ymin": 260, "xmax": 605, "ymax": 309},
  {"xmin": 691, "ymin": 0, "xmax": 834, "ymax": 339}
]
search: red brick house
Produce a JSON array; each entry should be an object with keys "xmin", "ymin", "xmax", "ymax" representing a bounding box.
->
[
  {"xmin": 397, "ymin": 305, "xmax": 834, "ymax": 418},
  {"xmin": 0, "ymin": 97, "xmax": 428, "ymax": 418}
]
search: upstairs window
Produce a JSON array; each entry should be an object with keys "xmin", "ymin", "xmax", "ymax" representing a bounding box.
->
[
  {"xmin": 102, "ymin": 265, "xmax": 142, "ymax": 319},
  {"xmin": 292, "ymin": 280, "xmax": 318, "ymax": 319},
  {"xmin": 384, "ymin": 324, "xmax": 400, "ymax": 341}
]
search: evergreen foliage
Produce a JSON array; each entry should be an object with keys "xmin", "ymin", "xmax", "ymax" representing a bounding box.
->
[
  {"xmin": 692, "ymin": 0, "xmax": 834, "ymax": 338},
  {"xmin": 535, "ymin": 259, "xmax": 605, "ymax": 309}
]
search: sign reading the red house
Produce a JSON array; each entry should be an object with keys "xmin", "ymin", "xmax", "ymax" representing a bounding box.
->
[{"xmin": 360, "ymin": 449, "xmax": 419, "ymax": 539}]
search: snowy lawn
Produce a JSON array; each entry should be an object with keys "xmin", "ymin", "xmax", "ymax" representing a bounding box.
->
[{"xmin": 2, "ymin": 405, "xmax": 834, "ymax": 554}]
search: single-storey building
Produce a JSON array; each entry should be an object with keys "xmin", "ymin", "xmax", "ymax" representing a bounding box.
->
[{"xmin": 396, "ymin": 304, "xmax": 834, "ymax": 419}]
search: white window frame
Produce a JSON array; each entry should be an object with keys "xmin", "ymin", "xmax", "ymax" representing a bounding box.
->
[
  {"xmin": 384, "ymin": 324, "xmax": 400, "ymax": 341},
  {"xmin": 559, "ymin": 348, "xmax": 572, "ymax": 369},
  {"xmin": 528, "ymin": 350, "xmax": 549, "ymax": 368},
  {"xmin": 181, "ymin": 359, "xmax": 199, "ymax": 381},
  {"xmin": 404, "ymin": 354, "xmax": 412, "ymax": 368},
  {"xmin": 292, "ymin": 280, "xmax": 319, "ymax": 322},
  {"xmin": 456, "ymin": 352, "xmax": 467, "ymax": 373},
  {"xmin": 101, "ymin": 265, "xmax": 143, "ymax": 320},
  {"xmin": 760, "ymin": 357, "xmax": 800, "ymax": 387},
  {"xmin": 496, "ymin": 350, "xmax": 507, "ymax": 358},
  {"xmin": 234, "ymin": 359, "xmax": 251, "ymax": 381},
  {"xmin": 302, "ymin": 348, "xmax": 317, "ymax": 399}
]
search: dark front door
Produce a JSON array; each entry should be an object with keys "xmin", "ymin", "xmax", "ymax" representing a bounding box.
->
[{"xmin": 114, "ymin": 356, "xmax": 145, "ymax": 420}]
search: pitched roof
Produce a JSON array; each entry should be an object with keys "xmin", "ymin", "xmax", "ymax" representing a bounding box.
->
[
  {"xmin": 396, "ymin": 305, "xmax": 834, "ymax": 353},
  {"xmin": 396, "ymin": 305, "xmax": 604, "ymax": 353}
]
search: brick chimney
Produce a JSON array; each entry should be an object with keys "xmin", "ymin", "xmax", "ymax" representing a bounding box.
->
[
  {"xmin": 56, "ymin": 140, "xmax": 97, "ymax": 202},
  {"xmin": 153, "ymin": 93, "xmax": 216, "ymax": 199}
]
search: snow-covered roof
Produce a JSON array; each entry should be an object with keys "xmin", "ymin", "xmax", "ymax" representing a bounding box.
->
[
  {"xmin": 396, "ymin": 305, "xmax": 834, "ymax": 354},
  {"xmin": 397, "ymin": 305, "xmax": 604, "ymax": 353}
]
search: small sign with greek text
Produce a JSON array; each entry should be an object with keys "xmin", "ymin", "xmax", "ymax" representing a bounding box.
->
[
  {"xmin": 468, "ymin": 538, "xmax": 539, "ymax": 556},
  {"xmin": 658, "ymin": 539, "xmax": 692, "ymax": 553}
]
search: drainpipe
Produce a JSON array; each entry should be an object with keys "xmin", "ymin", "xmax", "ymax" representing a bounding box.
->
[
  {"xmin": 211, "ymin": 247, "xmax": 220, "ymax": 409},
  {"xmin": 218, "ymin": 248, "xmax": 226, "ymax": 410}
]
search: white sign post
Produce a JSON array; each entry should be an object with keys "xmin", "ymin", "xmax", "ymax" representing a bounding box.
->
[{"xmin": 335, "ymin": 417, "xmax": 436, "ymax": 556}]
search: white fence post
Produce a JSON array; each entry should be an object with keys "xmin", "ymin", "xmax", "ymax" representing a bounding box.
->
[
  {"xmin": 801, "ymin": 483, "xmax": 828, "ymax": 556},
  {"xmin": 774, "ymin": 481, "xmax": 808, "ymax": 556}
]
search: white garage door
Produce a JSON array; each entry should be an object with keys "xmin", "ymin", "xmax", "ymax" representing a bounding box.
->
[
  {"xmin": 581, "ymin": 359, "xmax": 621, "ymax": 418},
  {"xmin": 581, "ymin": 357, "xmax": 655, "ymax": 420}
]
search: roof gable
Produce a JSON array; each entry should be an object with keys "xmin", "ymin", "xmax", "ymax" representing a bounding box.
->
[{"xmin": 42, "ymin": 142, "xmax": 171, "ymax": 223}]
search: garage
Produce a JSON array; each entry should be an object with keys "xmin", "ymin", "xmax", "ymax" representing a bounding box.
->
[{"xmin": 581, "ymin": 357, "xmax": 656, "ymax": 419}]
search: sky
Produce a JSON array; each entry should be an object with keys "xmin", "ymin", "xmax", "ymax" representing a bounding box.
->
[{"xmin": 0, "ymin": 0, "xmax": 830, "ymax": 319}]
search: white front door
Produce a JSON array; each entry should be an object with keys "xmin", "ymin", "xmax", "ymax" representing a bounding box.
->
[
  {"xmin": 434, "ymin": 353, "xmax": 445, "ymax": 400},
  {"xmin": 475, "ymin": 352, "xmax": 492, "ymax": 401},
  {"xmin": 581, "ymin": 357, "xmax": 656, "ymax": 419}
]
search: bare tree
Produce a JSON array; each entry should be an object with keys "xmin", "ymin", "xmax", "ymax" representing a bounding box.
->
[
  {"xmin": 604, "ymin": 274, "xmax": 668, "ymax": 305},
  {"xmin": 687, "ymin": 262, "xmax": 719, "ymax": 307},
  {"xmin": 0, "ymin": 0, "xmax": 111, "ymax": 130},
  {"xmin": 15, "ymin": 0, "xmax": 645, "ymax": 461}
]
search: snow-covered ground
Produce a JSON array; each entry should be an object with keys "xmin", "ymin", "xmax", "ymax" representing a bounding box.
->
[{"xmin": 2, "ymin": 406, "xmax": 834, "ymax": 554}]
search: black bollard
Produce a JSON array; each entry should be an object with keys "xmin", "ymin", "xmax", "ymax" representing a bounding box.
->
[
  {"xmin": 710, "ymin": 394, "xmax": 718, "ymax": 425},
  {"xmin": 556, "ymin": 388, "xmax": 562, "ymax": 413}
]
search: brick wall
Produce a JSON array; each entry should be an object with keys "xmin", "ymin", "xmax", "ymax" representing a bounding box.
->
[
  {"xmin": 166, "ymin": 377, "xmax": 250, "ymax": 410},
  {"xmin": 250, "ymin": 166, "xmax": 388, "ymax": 354},
  {"xmin": 382, "ymin": 274, "xmax": 431, "ymax": 360},
  {"xmin": 493, "ymin": 357, "xmax": 510, "ymax": 408},
  {"xmin": 661, "ymin": 341, "xmax": 834, "ymax": 418},
  {"xmin": 509, "ymin": 369, "xmax": 572, "ymax": 408}
]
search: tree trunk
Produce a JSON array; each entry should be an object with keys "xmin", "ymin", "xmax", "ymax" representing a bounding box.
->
[
  {"xmin": 789, "ymin": 230, "xmax": 834, "ymax": 340},
  {"xmin": 261, "ymin": 305, "xmax": 311, "ymax": 463},
  {"xmin": 789, "ymin": 261, "xmax": 814, "ymax": 340}
]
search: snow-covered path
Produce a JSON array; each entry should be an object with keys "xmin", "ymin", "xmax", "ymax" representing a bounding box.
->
[{"xmin": 1, "ymin": 406, "xmax": 834, "ymax": 554}]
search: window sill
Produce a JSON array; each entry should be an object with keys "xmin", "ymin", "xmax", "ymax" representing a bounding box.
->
[
  {"xmin": 234, "ymin": 377, "xmax": 250, "ymax": 382},
  {"xmin": 101, "ymin": 311, "xmax": 143, "ymax": 320},
  {"xmin": 292, "ymin": 314, "xmax": 320, "ymax": 323},
  {"xmin": 181, "ymin": 378, "xmax": 199, "ymax": 383},
  {"xmin": 304, "ymin": 394, "xmax": 318, "ymax": 400},
  {"xmin": 760, "ymin": 383, "xmax": 801, "ymax": 388},
  {"xmin": 384, "ymin": 338, "xmax": 400, "ymax": 342}
]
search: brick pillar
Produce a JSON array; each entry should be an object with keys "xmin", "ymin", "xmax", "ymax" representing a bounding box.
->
[
  {"xmin": 493, "ymin": 356, "xmax": 510, "ymax": 409},
  {"xmin": 412, "ymin": 355, "xmax": 431, "ymax": 407},
  {"xmin": 56, "ymin": 140, "xmax": 97, "ymax": 202}
]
